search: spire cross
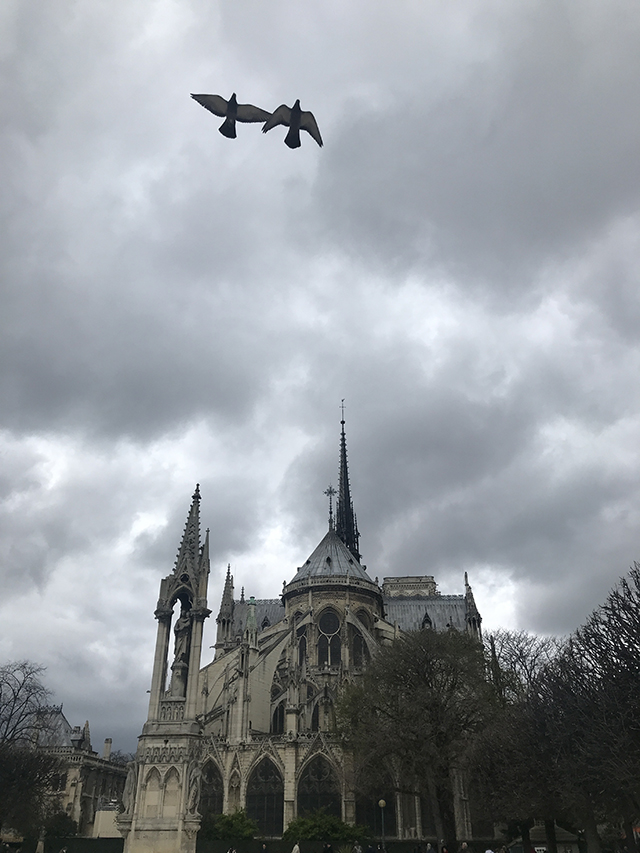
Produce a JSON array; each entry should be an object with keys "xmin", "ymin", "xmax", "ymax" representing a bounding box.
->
[
  {"xmin": 324, "ymin": 485, "xmax": 337, "ymax": 530},
  {"xmin": 340, "ymin": 399, "xmax": 345, "ymax": 423}
]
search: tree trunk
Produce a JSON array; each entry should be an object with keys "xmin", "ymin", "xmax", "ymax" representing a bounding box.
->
[
  {"xmin": 520, "ymin": 821, "xmax": 533, "ymax": 853},
  {"xmin": 545, "ymin": 820, "xmax": 558, "ymax": 853},
  {"xmin": 623, "ymin": 819, "xmax": 638, "ymax": 853},
  {"xmin": 427, "ymin": 773, "xmax": 445, "ymax": 851},
  {"xmin": 583, "ymin": 807, "xmax": 602, "ymax": 853}
]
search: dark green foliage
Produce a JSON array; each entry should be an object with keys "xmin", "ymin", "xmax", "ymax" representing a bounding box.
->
[
  {"xmin": 0, "ymin": 742, "xmax": 62, "ymax": 834},
  {"xmin": 282, "ymin": 811, "xmax": 370, "ymax": 843},
  {"xmin": 43, "ymin": 810, "xmax": 78, "ymax": 837},
  {"xmin": 199, "ymin": 809, "xmax": 259, "ymax": 840},
  {"xmin": 338, "ymin": 629, "xmax": 496, "ymax": 844},
  {"xmin": 472, "ymin": 564, "xmax": 640, "ymax": 853},
  {"xmin": 109, "ymin": 750, "xmax": 136, "ymax": 766}
]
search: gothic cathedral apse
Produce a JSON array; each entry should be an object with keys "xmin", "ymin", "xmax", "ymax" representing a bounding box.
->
[{"xmin": 118, "ymin": 420, "xmax": 482, "ymax": 853}]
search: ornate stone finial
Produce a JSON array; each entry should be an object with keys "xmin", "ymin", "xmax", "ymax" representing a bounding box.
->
[
  {"xmin": 324, "ymin": 484, "xmax": 337, "ymax": 530},
  {"xmin": 240, "ymin": 586, "xmax": 245, "ymax": 603}
]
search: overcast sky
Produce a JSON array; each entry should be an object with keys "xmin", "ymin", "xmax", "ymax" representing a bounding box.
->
[{"xmin": 1, "ymin": 0, "xmax": 639, "ymax": 752}]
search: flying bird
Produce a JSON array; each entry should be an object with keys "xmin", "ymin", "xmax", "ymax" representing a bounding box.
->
[
  {"xmin": 191, "ymin": 92, "xmax": 271, "ymax": 139},
  {"xmin": 262, "ymin": 99, "xmax": 323, "ymax": 149}
]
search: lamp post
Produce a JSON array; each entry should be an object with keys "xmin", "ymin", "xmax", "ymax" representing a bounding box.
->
[{"xmin": 378, "ymin": 799, "xmax": 386, "ymax": 852}]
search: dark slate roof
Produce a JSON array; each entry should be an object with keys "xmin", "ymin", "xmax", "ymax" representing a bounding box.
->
[
  {"xmin": 383, "ymin": 595, "xmax": 468, "ymax": 632},
  {"xmin": 37, "ymin": 707, "xmax": 74, "ymax": 747},
  {"xmin": 288, "ymin": 528, "xmax": 372, "ymax": 584},
  {"xmin": 232, "ymin": 598, "xmax": 285, "ymax": 637}
]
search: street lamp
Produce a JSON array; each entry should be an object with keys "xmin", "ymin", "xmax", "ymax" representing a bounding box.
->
[{"xmin": 378, "ymin": 799, "xmax": 386, "ymax": 852}]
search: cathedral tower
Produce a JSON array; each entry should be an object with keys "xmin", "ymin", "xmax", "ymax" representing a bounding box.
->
[{"xmin": 118, "ymin": 486, "xmax": 211, "ymax": 853}]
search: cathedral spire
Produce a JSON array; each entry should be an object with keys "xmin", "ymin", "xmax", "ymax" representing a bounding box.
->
[
  {"xmin": 218, "ymin": 564, "xmax": 234, "ymax": 621},
  {"xmin": 174, "ymin": 484, "xmax": 201, "ymax": 576},
  {"xmin": 335, "ymin": 406, "xmax": 361, "ymax": 562}
]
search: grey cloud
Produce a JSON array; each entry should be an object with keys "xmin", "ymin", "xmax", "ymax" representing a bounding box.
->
[
  {"xmin": 308, "ymin": 1, "xmax": 640, "ymax": 288},
  {"xmin": 1, "ymin": 0, "xmax": 639, "ymax": 751}
]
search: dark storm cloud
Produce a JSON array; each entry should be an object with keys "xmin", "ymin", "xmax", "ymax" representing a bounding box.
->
[
  {"xmin": 1, "ymin": 0, "xmax": 639, "ymax": 749},
  {"xmin": 309, "ymin": 1, "xmax": 640, "ymax": 288}
]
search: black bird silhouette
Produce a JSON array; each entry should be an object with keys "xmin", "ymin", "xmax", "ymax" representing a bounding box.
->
[
  {"xmin": 191, "ymin": 92, "xmax": 271, "ymax": 139},
  {"xmin": 262, "ymin": 99, "xmax": 323, "ymax": 148}
]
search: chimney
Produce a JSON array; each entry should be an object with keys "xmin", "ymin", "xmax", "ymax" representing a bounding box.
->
[{"xmin": 103, "ymin": 738, "xmax": 112, "ymax": 760}]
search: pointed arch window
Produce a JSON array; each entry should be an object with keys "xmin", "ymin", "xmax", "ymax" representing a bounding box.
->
[
  {"xmin": 271, "ymin": 702, "xmax": 285, "ymax": 735},
  {"xmin": 199, "ymin": 761, "xmax": 224, "ymax": 818},
  {"xmin": 297, "ymin": 625, "xmax": 307, "ymax": 666},
  {"xmin": 317, "ymin": 609, "xmax": 341, "ymax": 667},
  {"xmin": 297, "ymin": 755, "xmax": 341, "ymax": 818},
  {"xmin": 163, "ymin": 768, "xmax": 180, "ymax": 818},
  {"xmin": 318, "ymin": 635, "xmax": 328, "ymax": 666},
  {"xmin": 246, "ymin": 759, "xmax": 284, "ymax": 837},
  {"xmin": 356, "ymin": 609, "xmax": 372, "ymax": 632},
  {"xmin": 350, "ymin": 625, "xmax": 368, "ymax": 669},
  {"xmin": 143, "ymin": 769, "xmax": 161, "ymax": 819},
  {"xmin": 355, "ymin": 769, "xmax": 397, "ymax": 838}
]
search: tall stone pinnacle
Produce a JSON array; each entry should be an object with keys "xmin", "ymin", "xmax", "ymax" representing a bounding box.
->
[
  {"xmin": 174, "ymin": 484, "xmax": 201, "ymax": 576},
  {"xmin": 335, "ymin": 414, "xmax": 361, "ymax": 562}
]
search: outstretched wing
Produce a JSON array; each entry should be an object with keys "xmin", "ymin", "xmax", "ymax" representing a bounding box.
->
[
  {"xmin": 299, "ymin": 110, "xmax": 323, "ymax": 147},
  {"xmin": 262, "ymin": 104, "xmax": 292, "ymax": 133},
  {"xmin": 236, "ymin": 102, "xmax": 272, "ymax": 123},
  {"xmin": 191, "ymin": 93, "xmax": 228, "ymax": 117}
]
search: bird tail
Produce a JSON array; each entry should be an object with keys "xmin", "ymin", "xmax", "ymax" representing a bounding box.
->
[
  {"xmin": 284, "ymin": 127, "xmax": 301, "ymax": 149},
  {"xmin": 219, "ymin": 118, "xmax": 237, "ymax": 139}
]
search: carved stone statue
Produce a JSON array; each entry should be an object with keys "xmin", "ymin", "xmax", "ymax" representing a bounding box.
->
[
  {"xmin": 169, "ymin": 607, "xmax": 192, "ymax": 697},
  {"xmin": 186, "ymin": 761, "xmax": 202, "ymax": 814},
  {"xmin": 173, "ymin": 609, "xmax": 192, "ymax": 664},
  {"xmin": 121, "ymin": 761, "xmax": 137, "ymax": 814}
]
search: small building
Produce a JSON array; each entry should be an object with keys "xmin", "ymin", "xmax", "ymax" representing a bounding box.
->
[
  {"xmin": 508, "ymin": 824, "xmax": 581, "ymax": 853},
  {"xmin": 39, "ymin": 708, "xmax": 127, "ymax": 837}
]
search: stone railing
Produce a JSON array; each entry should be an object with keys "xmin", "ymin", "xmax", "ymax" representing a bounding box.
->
[{"xmin": 159, "ymin": 699, "xmax": 185, "ymax": 721}]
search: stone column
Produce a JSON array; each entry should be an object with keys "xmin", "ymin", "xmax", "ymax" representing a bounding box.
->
[
  {"xmin": 147, "ymin": 609, "xmax": 172, "ymax": 721},
  {"xmin": 185, "ymin": 608, "xmax": 209, "ymax": 719},
  {"xmin": 282, "ymin": 741, "xmax": 297, "ymax": 831}
]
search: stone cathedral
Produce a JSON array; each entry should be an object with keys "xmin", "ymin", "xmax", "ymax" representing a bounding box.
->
[{"xmin": 118, "ymin": 420, "xmax": 482, "ymax": 853}]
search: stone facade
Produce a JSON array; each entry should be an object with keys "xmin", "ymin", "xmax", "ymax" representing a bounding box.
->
[
  {"xmin": 39, "ymin": 710, "xmax": 127, "ymax": 836},
  {"xmin": 119, "ymin": 423, "xmax": 482, "ymax": 853}
]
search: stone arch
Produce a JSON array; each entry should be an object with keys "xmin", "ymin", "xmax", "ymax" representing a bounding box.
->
[
  {"xmin": 163, "ymin": 767, "xmax": 180, "ymax": 819},
  {"xmin": 199, "ymin": 760, "xmax": 224, "ymax": 818},
  {"xmin": 355, "ymin": 768, "xmax": 397, "ymax": 838},
  {"xmin": 143, "ymin": 767, "xmax": 162, "ymax": 819},
  {"xmin": 349, "ymin": 624, "xmax": 369, "ymax": 668},
  {"xmin": 298, "ymin": 630, "xmax": 307, "ymax": 666},
  {"xmin": 317, "ymin": 609, "xmax": 341, "ymax": 667},
  {"xmin": 228, "ymin": 768, "xmax": 241, "ymax": 813},
  {"xmin": 297, "ymin": 754, "xmax": 341, "ymax": 818},
  {"xmin": 356, "ymin": 608, "xmax": 372, "ymax": 631},
  {"xmin": 271, "ymin": 701, "xmax": 285, "ymax": 734},
  {"xmin": 246, "ymin": 757, "xmax": 284, "ymax": 837}
]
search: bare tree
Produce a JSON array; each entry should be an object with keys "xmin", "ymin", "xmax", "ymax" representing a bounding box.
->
[
  {"xmin": 0, "ymin": 661, "xmax": 60, "ymax": 835},
  {"xmin": 338, "ymin": 629, "xmax": 496, "ymax": 846},
  {"xmin": 0, "ymin": 660, "xmax": 52, "ymax": 745}
]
